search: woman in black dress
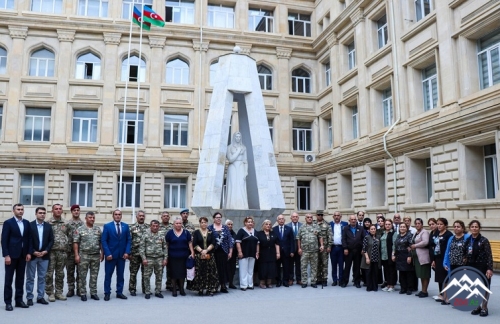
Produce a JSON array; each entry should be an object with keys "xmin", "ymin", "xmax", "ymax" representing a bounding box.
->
[
  {"xmin": 235, "ymin": 216, "xmax": 260, "ymax": 290},
  {"xmin": 429, "ymin": 217, "xmax": 452, "ymax": 302},
  {"xmin": 361, "ymin": 225, "xmax": 381, "ymax": 292},
  {"xmin": 226, "ymin": 219, "xmax": 238, "ymax": 289},
  {"xmin": 189, "ymin": 217, "xmax": 219, "ymax": 296},
  {"xmin": 207, "ymin": 212, "xmax": 233, "ymax": 293},
  {"xmin": 392, "ymin": 223, "xmax": 415, "ymax": 295},
  {"xmin": 255, "ymin": 220, "xmax": 280, "ymax": 289}
]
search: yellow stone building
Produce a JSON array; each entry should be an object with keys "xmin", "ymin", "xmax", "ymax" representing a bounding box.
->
[{"xmin": 0, "ymin": 0, "xmax": 499, "ymax": 238}]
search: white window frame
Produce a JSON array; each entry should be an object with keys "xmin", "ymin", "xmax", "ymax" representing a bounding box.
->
[
  {"xmin": 122, "ymin": 0, "xmax": 152, "ymax": 19},
  {"xmin": 207, "ymin": 4, "xmax": 234, "ymax": 29},
  {"xmin": 0, "ymin": 0, "xmax": 15, "ymax": 10},
  {"xmin": 415, "ymin": 0, "xmax": 433, "ymax": 22},
  {"xmin": 76, "ymin": 52, "xmax": 101, "ymax": 80},
  {"xmin": 20, "ymin": 174, "xmax": 45, "ymax": 206},
  {"xmin": 78, "ymin": 0, "xmax": 108, "ymax": 17},
  {"xmin": 297, "ymin": 180, "xmax": 310, "ymax": 210},
  {"xmin": 268, "ymin": 119, "xmax": 273, "ymax": 142},
  {"xmin": 377, "ymin": 14, "xmax": 388, "ymax": 48},
  {"xmin": 164, "ymin": 114, "xmax": 188, "ymax": 146},
  {"xmin": 382, "ymin": 88, "xmax": 393, "ymax": 127},
  {"xmin": 348, "ymin": 42, "xmax": 356, "ymax": 70},
  {"xmin": 484, "ymin": 144, "xmax": 499, "ymax": 199},
  {"xmin": 422, "ymin": 64, "xmax": 438, "ymax": 111},
  {"xmin": 24, "ymin": 108, "xmax": 51, "ymax": 142},
  {"xmin": 31, "ymin": 0, "xmax": 63, "ymax": 13},
  {"xmin": 70, "ymin": 175, "xmax": 93, "ymax": 207},
  {"xmin": 119, "ymin": 112, "xmax": 144, "ymax": 144},
  {"xmin": 29, "ymin": 49, "xmax": 55, "ymax": 77},
  {"xmin": 165, "ymin": 0, "xmax": 195, "ymax": 24},
  {"xmin": 478, "ymin": 31, "xmax": 500, "ymax": 90},
  {"xmin": 291, "ymin": 69, "xmax": 311, "ymax": 93},
  {"xmin": 327, "ymin": 119, "xmax": 333, "ymax": 148},
  {"xmin": 0, "ymin": 47, "xmax": 7, "ymax": 74},
  {"xmin": 121, "ymin": 55, "xmax": 146, "ymax": 82},
  {"xmin": 292, "ymin": 122, "xmax": 312, "ymax": 152},
  {"xmin": 248, "ymin": 8, "xmax": 274, "ymax": 33},
  {"xmin": 0, "ymin": 106, "xmax": 3, "ymax": 138},
  {"xmin": 288, "ymin": 13, "xmax": 311, "ymax": 37},
  {"xmin": 72, "ymin": 110, "xmax": 98, "ymax": 143},
  {"xmin": 257, "ymin": 65, "xmax": 272, "ymax": 90},
  {"xmin": 166, "ymin": 58, "xmax": 189, "ymax": 85},
  {"xmin": 118, "ymin": 177, "xmax": 140, "ymax": 208},
  {"xmin": 325, "ymin": 62, "xmax": 331, "ymax": 87},
  {"xmin": 164, "ymin": 178, "xmax": 187, "ymax": 208},
  {"xmin": 425, "ymin": 158, "xmax": 433, "ymax": 202},
  {"xmin": 352, "ymin": 106, "xmax": 359, "ymax": 139}
]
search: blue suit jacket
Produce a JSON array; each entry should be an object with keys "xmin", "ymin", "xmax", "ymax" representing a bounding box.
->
[
  {"xmin": 273, "ymin": 225, "xmax": 296, "ymax": 255},
  {"xmin": 1, "ymin": 217, "xmax": 31, "ymax": 259},
  {"xmin": 101, "ymin": 222, "xmax": 131, "ymax": 259}
]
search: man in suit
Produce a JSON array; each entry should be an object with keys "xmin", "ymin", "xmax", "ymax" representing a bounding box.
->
[
  {"xmin": 329, "ymin": 211, "xmax": 348, "ymax": 286},
  {"xmin": 356, "ymin": 211, "xmax": 365, "ymax": 227},
  {"xmin": 26, "ymin": 207, "xmax": 54, "ymax": 306},
  {"xmin": 1, "ymin": 204, "xmax": 31, "ymax": 311},
  {"xmin": 101, "ymin": 209, "xmax": 131, "ymax": 301},
  {"xmin": 393, "ymin": 213, "xmax": 402, "ymax": 233},
  {"xmin": 341, "ymin": 214, "xmax": 365, "ymax": 288},
  {"xmin": 286, "ymin": 212, "xmax": 302, "ymax": 285},
  {"xmin": 273, "ymin": 214, "xmax": 295, "ymax": 287}
]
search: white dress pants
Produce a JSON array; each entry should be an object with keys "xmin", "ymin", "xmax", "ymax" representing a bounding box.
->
[{"xmin": 239, "ymin": 257, "xmax": 255, "ymax": 288}]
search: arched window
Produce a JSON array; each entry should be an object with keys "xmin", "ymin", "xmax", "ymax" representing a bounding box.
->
[
  {"xmin": 209, "ymin": 60, "xmax": 218, "ymax": 86},
  {"xmin": 76, "ymin": 52, "xmax": 101, "ymax": 80},
  {"xmin": 0, "ymin": 47, "xmax": 7, "ymax": 74},
  {"xmin": 121, "ymin": 55, "xmax": 146, "ymax": 82},
  {"xmin": 29, "ymin": 48, "xmax": 55, "ymax": 77},
  {"xmin": 291, "ymin": 68, "xmax": 311, "ymax": 93},
  {"xmin": 166, "ymin": 58, "xmax": 189, "ymax": 85},
  {"xmin": 257, "ymin": 64, "xmax": 272, "ymax": 90}
]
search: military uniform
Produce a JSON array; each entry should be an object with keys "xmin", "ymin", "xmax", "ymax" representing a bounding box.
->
[
  {"xmin": 140, "ymin": 229, "xmax": 168, "ymax": 295},
  {"xmin": 159, "ymin": 222, "xmax": 173, "ymax": 289},
  {"xmin": 129, "ymin": 222, "xmax": 150, "ymax": 294},
  {"xmin": 182, "ymin": 221, "xmax": 195, "ymax": 234},
  {"xmin": 314, "ymin": 219, "xmax": 333, "ymax": 285},
  {"xmin": 74, "ymin": 225, "xmax": 102, "ymax": 296},
  {"xmin": 297, "ymin": 223, "xmax": 321, "ymax": 285},
  {"xmin": 66, "ymin": 218, "xmax": 84, "ymax": 294},
  {"xmin": 45, "ymin": 217, "xmax": 69, "ymax": 300}
]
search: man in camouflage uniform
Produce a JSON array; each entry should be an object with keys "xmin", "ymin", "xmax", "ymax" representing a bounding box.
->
[
  {"xmin": 66, "ymin": 204, "xmax": 84, "ymax": 297},
  {"xmin": 159, "ymin": 211, "xmax": 173, "ymax": 291},
  {"xmin": 297, "ymin": 213, "xmax": 324, "ymax": 288},
  {"xmin": 140, "ymin": 220, "xmax": 167, "ymax": 299},
  {"xmin": 73, "ymin": 211, "xmax": 103, "ymax": 301},
  {"xmin": 180, "ymin": 209, "xmax": 195, "ymax": 234},
  {"xmin": 314, "ymin": 210, "xmax": 333, "ymax": 286},
  {"xmin": 128, "ymin": 210, "xmax": 149, "ymax": 296},
  {"xmin": 45, "ymin": 204, "xmax": 69, "ymax": 302}
]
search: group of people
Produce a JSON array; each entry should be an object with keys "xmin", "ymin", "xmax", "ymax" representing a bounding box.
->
[{"xmin": 1, "ymin": 204, "xmax": 495, "ymax": 317}]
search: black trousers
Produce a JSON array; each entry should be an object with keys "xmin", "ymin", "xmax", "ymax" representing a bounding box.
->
[
  {"xmin": 214, "ymin": 249, "xmax": 229, "ymax": 287},
  {"xmin": 381, "ymin": 259, "xmax": 397, "ymax": 286},
  {"xmin": 399, "ymin": 270, "xmax": 415, "ymax": 292},
  {"xmin": 343, "ymin": 249, "xmax": 361, "ymax": 284},
  {"xmin": 275, "ymin": 249, "xmax": 291, "ymax": 283},
  {"xmin": 228, "ymin": 253, "xmax": 237, "ymax": 286},
  {"xmin": 4, "ymin": 257, "xmax": 27, "ymax": 304},
  {"xmin": 289, "ymin": 251, "xmax": 301, "ymax": 282},
  {"xmin": 365, "ymin": 262, "xmax": 379, "ymax": 291}
]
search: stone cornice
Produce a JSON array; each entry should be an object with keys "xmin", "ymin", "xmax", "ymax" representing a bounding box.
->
[
  {"xmin": 192, "ymin": 40, "xmax": 209, "ymax": 52},
  {"xmin": 235, "ymin": 43, "xmax": 252, "ymax": 55},
  {"xmin": 103, "ymin": 32, "xmax": 121, "ymax": 45},
  {"xmin": 350, "ymin": 8, "xmax": 365, "ymax": 27},
  {"xmin": 148, "ymin": 35, "xmax": 166, "ymax": 48},
  {"xmin": 276, "ymin": 47, "xmax": 292, "ymax": 59},
  {"xmin": 57, "ymin": 29, "xmax": 76, "ymax": 42},
  {"xmin": 8, "ymin": 26, "xmax": 28, "ymax": 39},
  {"xmin": 326, "ymin": 33, "xmax": 338, "ymax": 48}
]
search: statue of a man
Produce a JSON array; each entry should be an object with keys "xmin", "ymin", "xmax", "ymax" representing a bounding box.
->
[{"xmin": 225, "ymin": 132, "xmax": 249, "ymax": 209}]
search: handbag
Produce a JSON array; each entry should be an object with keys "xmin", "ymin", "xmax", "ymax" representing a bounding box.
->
[
  {"xmin": 186, "ymin": 256, "xmax": 195, "ymax": 269},
  {"xmin": 200, "ymin": 254, "xmax": 211, "ymax": 260}
]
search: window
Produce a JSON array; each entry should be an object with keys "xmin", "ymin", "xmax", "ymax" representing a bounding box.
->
[
  {"xmin": 0, "ymin": 106, "xmax": 3, "ymax": 137},
  {"xmin": 425, "ymin": 158, "xmax": 432, "ymax": 202},
  {"xmin": 352, "ymin": 106, "xmax": 359, "ymax": 139},
  {"xmin": 382, "ymin": 88, "xmax": 393, "ymax": 127},
  {"xmin": 478, "ymin": 30, "xmax": 500, "ymax": 90},
  {"xmin": 0, "ymin": 47, "xmax": 6, "ymax": 74},
  {"xmin": 20, "ymin": 174, "xmax": 45, "ymax": 205},
  {"xmin": 367, "ymin": 166, "xmax": 386, "ymax": 207},
  {"xmin": 422, "ymin": 64, "xmax": 438, "ymax": 111},
  {"xmin": 119, "ymin": 112, "xmax": 144, "ymax": 144},
  {"xmin": 292, "ymin": 121, "xmax": 312, "ymax": 152},
  {"xmin": 291, "ymin": 68, "xmax": 311, "ymax": 93},
  {"xmin": 24, "ymin": 108, "xmax": 50, "ymax": 142},
  {"xmin": 268, "ymin": 119, "xmax": 274, "ymax": 142},
  {"xmin": 122, "ymin": 0, "xmax": 152, "ymax": 19},
  {"xmin": 118, "ymin": 177, "xmax": 140, "ymax": 208},
  {"xmin": 209, "ymin": 61, "xmax": 218, "ymax": 86},
  {"xmin": 164, "ymin": 178, "xmax": 187, "ymax": 208},
  {"xmin": 484, "ymin": 144, "xmax": 498, "ymax": 199},
  {"xmin": 327, "ymin": 119, "xmax": 333, "ymax": 148},
  {"xmin": 0, "ymin": 0, "xmax": 14, "ymax": 10},
  {"xmin": 165, "ymin": 0, "xmax": 194, "ymax": 24},
  {"xmin": 297, "ymin": 181, "xmax": 310, "ymax": 210},
  {"xmin": 29, "ymin": 49, "xmax": 55, "ymax": 77},
  {"xmin": 347, "ymin": 42, "xmax": 356, "ymax": 70},
  {"xmin": 415, "ymin": 0, "xmax": 433, "ymax": 22},
  {"xmin": 339, "ymin": 172, "xmax": 352, "ymax": 209},
  {"xmin": 288, "ymin": 13, "xmax": 311, "ymax": 37},
  {"xmin": 121, "ymin": 55, "xmax": 146, "ymax": 82},
  {"xmin": 249, "ymin": 8, "xmax": 273, "ymax": 33},
  {"xmin": 164, "ymin": 114, "xmax": 188, "ymax": 146},
  {"xmin": 78, "ymin": 0, "xmax": 108, "ymax": 17},
  {"xmin": 31, "ymin": 0, "xmax": 63, "ymax": 13},
  {"xmin": 70, "ymin": 175, "xmax": 93, "ymax": 207},
  {"xmin": 377, "ymin": 15, "xmax": 388, "ymax": 48},
  {"xmin": 166, "ymin": 58, "xmax": 189, "ymax": 85},
  {"xmin": 72, "ymin": 110, "xmax": 97, "ymax": 143},
  {"xmin": 207, "ymin": 4, "xmax": 234, "ymax": 29},
  {"xmin": 76, "ymin": 52, "xmax": 101, "ymax": 80},
  {"xmin": 324, "ymin": 62, "xmax": 331, "ymax": 87},
  {"xmin": 257, "ymin": 64, "xmax": 272, "ymax": 90}
]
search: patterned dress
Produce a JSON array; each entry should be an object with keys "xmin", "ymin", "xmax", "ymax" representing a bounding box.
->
[{"xmin": 187, "ymin": 229, "xmax": 219, "ymax": 293}]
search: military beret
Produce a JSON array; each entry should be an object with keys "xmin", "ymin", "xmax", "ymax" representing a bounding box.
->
[
  {"xmin": 316, "ymin": 210, "xmax": 324, "ymax": 215},
  {"xmin": 180, "ymin": 209, "xmax": 189, "ymax": 214},
  {"xmin": 70, "ymin": 204, "xmax": 80, "ymax": 211}
]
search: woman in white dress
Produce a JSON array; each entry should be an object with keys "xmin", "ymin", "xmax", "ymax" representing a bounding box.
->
[{"xmin": 225, "ymin": 132, "xmax": 248, "ymax": 209}]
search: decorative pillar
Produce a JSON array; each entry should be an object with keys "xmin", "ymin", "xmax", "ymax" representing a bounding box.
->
[
  {"xmin": 275, "ymin": 46, "xmax": 293, "ymax": 160},
  {"xmin": 191, "ymin": 39, "xmax": 209, "ymax": 159},
  {"xmin": 326, "ymin": 33, "xmax": 342, "ymax": 149}
]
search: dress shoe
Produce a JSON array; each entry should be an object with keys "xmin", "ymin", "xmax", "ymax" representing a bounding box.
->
[
  {"xmin": 104, "ymin": 294, "xmax": 110, "ymax": 301},
  {"xmin": 240, "ymin": 288, "xmax": 246, "ymax": 291},
  {"xmin": 37, "ymin": 298, "xmax": 48, "ymax": 305},
  {"xmin": 145, "ymin": 294, "xmax": 151, "ymax": 299},
  {"xmin": 66, "ymin": 289, "xmax": 74, "ymax": 297},
  {"xmin": 471, "ymin": 306, "xmax": 482, "ymax": 315},
  {"xmin": 480, "ymin": 309, "xmax": 488, "ymax": 317},
  {"xmin": 155, "ymin": 293, "xmax": 164, "ymax": 298},
  {"xmin": 116, "ymin": 294, "xmax": 128, "ymax": 300},
  {"xmin": 55, "ymin": 294, "xmax": 67, "ymax": 301},
  {"xmin": 15, "ymin": 301, "xmax": 29, "ymax": 308},
  {"xmin": 229, "ymin": 284, "xmax": 237, "ymax": 289},
  {"xmin": 5, "ymin": 304, "xmax": 13, "ymax": 311},
  {"xmin": 399, "ymin": 290, "xmax": 407, "ymax": 294},
  {"xmin": 81, "ymin": 295, "xmax": 87, "ymax": 302},
  {"xmin": 27, "ymin": 299, "xmax": 33, "ymax": 306},
  {"xmin": 288, "ymin": 280, "xmax": 293, "ymax": 286},
  {"xmin": 301, "ymin": 284, "xmax": 307, "ymax": 288},
  {"xmin": 418, "ymin": 292, "xmax": 429, "ymax": 298},
  {"xmin": 297, "ymin": 281, "xmax": 303, "ymax": 285},
  {"xmin": 247, "ymin": 286, "xmax": 254, "ymax": 290},
  {"xmin": 311, "ymin": 284, "xmax": 317, "ymax": 288},
  {"xmin": 130, "ymin": 292, "xmax": 136, "ymax": 296},
  {"xmin": 355, "ymin": 283, "xmax": 361, "ymax": 288},
  {"xmin": 276, "ymin": 281, "xmax": 282, "ymax": 287},
  {"xmin": 332, "ymin": 281, "xmax": 338, "ymax": 286},
  {"xmin": 90, "ymin": 295, "xmax": 99, "ymax": 301},
  {"xmin": 323, "ymin": 281, "xmax": 328, "ymax": 286},
  {"xmin": 283, "ymin": 282, "xmax": 289, "ymax": 287},
  {"xmin": 220, "ymin": 288, "xmax": 229, "ymax": 293},
  {"xmin": 406, "ymin": 291, "xmax": 412, "ymax": 295},
  {"xmin": 172, "ymin": 291, "xmax": 178, "ymax": 297},
  {"xmin": 48, "ymin": 295, "xmax": 56, "ymax": 302},
  {"xmin": 340, "ymin": 283, "xmax": 347, "ymax": 288}
]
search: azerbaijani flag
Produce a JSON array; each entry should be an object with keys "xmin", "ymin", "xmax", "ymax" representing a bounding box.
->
[
  {"xmin": 143, "ymin": 6, "xmax": 165, "ymax": 27},
  {"xmin": 132, "ymin": 6, "xmax": 151, "ymax": 31}
]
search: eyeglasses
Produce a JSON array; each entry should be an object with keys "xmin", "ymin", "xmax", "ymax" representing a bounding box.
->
[{"xmin": 214, "ymin": 217, "xmax": 222, "ymax": 219}]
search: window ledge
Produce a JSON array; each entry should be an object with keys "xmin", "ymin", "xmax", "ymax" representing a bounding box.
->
[
  {"xmin": 67, "ymin": 143, "xmax": 99, "ymax": 148},
  {"xmin": 0, "ymin": 76, "xmax": 9, "ymax": 82},
  {"xmin": 337, "ymin": 68, "xmax": 357, "ymax": 86},
  {"xmin": 161, "ymin": 84, "xmax": 195, "ymax": 91},
  {"xmin": 289, "ymin": 92, "xmax": 316, "ymax": 99},
  {"xmin": 364, "ymin": 43, "xmax": 392, "ymax": 67},
  {"xmin": 115, "ymin": 82, "xmax": 150, "ymax": 89},
  {"xmin": 21, "ymin": 77, "xmax": 58, "ymax": 84},
  {"xmin": 456, "ymin": 200, "xmax": 500, "ymax": 210},
  {"xmin": 364, "ymin": 206, "xmax": 390, "ymax": 213},
  {"xmin": 401, "ymin": 203, "xmax": 435, "ymax": 212},
  {"xmin": 21, "ymin": 10, "xmax": 67, "ymax": 20},
  {"xmin": 401, "ymin": 12, "xmax": 437, "ymax": 42},
  {"xmin": 19, "ymin": 142, "xmax": 51, "ymax": 148},
  {"xmin": 161, "ymin": 146, "xmax": 191, "ymax": 152},
  {"xmin": 68, "ymin": 79, "xmax": 104, "ymax": 86}
]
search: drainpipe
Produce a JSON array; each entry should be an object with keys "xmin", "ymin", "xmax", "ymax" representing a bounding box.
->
[{"xmin": 383, "ymin": 0, "xmax": 401, "ymax": 214}]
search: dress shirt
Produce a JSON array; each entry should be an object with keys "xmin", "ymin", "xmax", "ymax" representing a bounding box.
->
[
  {"xmin": 357, "ymin": 221, "xmax": 363, "ymax": 227},
  {"xmin": 292, "ymin": 223, "xmax": 298, "ymax": 237},
  {"xmin": 333, "ymin": 222, "xmax": 342, "ymax": 245},
  {"xmin": 394, "ymin": 223, "xmax": 400, "ymax": 233},
  {"xmin": 37, "ymin": 221, "xmax": 44, "ymax": 251},
  {"xmin": 350, "ymin": 226, "xmax": 357, "ymax": 235},
  {"xmin": 116, "ymin": 222, "xmax": 121, "ymax": 235},
  {"xmin": 15, "ymin": 216, "xmax": 24, "ymax": 235}
]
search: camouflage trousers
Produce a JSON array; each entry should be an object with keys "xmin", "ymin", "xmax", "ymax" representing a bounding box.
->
[
  {"xmin": 144, "ymin": 256, "xmax": 164, "ymax": 294},
  {"xmin": 45, "ymin": 250, "xmax": 67, "ymax": 296},
  {"xmin": 128, "ymin": 253, "xmax": 145, "ymax": 294},
  {"xmin": 66, "ymin": 251, "xmax": 81, "ymax": 291},
  {"xmin": 165, "ymin": 265, "xmax": 172, "ymax": 289},
  {"xmin": 78, "ymin": 253, "xmax": 100, "ymax": 295},
  {"xmin": 317, "ymin": 250, "xmax": 329, "ymax": 282},
  {"xmin": 300, "ymin": 251, "xmax": 318, "ymax": 284}
]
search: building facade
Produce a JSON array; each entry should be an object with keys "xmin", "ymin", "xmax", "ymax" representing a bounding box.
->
[{"xmin": 0, "ymin": 0, "xmax": 499, "ymax": 238}]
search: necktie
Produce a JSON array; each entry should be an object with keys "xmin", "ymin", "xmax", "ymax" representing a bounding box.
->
[
  {"xmin": 293, "ymin": 224, "xmax": 297, "ymax": 236},
  {"xmin": 116, "ymin": 223, "xmax": 121, "ymax": 236},
  {"xmin": 280, "ymin": 226, "xmax": 283, "ymax": 238}
]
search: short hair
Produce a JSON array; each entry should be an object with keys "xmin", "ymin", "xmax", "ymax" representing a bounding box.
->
[
  {"xmin": 85, "ymin": 211, "xmax": 95, "ymax": 217},
  {"xmin": 150, "ymin": 220, "xmax": 160, "ymax": 225},
  {"xmin": 161, "ymin": 211, "xmax": 170, "ymax": 216},
  {"xmin": 199, "ymin": 217, "xmax": 208, "ymax": 223},
  {"xmin": 403, "ymin": 216, "xmax": 412, "ymax": 222},
  {"xmin": 225, "ymin": 219, "xmax": 233, "ymax": 225},
  {"xmin": 454, "ymin": 220, "xmax": 466, "ymax": 232},
  {"xmin": 377, "ymin": 216, "xmax": 386, "ymax": 222},
  {"xmin": 136, "ymin": 210, "xmax": 146, "ymax": 216},
  {"xmin": 427, "ymin": 217, "xmax": 437, "ymax": 225},
  {"xmin": 363, "ymin": 218, "xmax": 372, "ymax": 224},
  {"xmin": 385, "ymin": 219, "xmax": 393, "ymax": 225},
  {"xmin": 243, "ymin": 216, "xmax": 254, "ymax": 224},
  {"xmin": 437, "ymin": 218, "xmax": 448, "ymax": 227},
  {"xmin": 261, "ymin": 219, "xmax": 271, "ymax": 230},
  {"xmin": 369, "ymin": 224, "xmax": 377, "ymax": 230},
  {"xmin": 357, "ymin": 211, "xmax": 365, "ymax": 216},
  {"xmin": 468, "ymin": 220, "xmax": 481, "ymax": 229},
  {"xmin": 35, "ymin": 207, "xmax": 46, "ymax": 213},
  {"xmin": 13, "ymin": 203, "xmax": 24, "ymax": 210},
  {"xmin": 213, "ymin": 212, "xmax": 222, "ymax": 219},
  {"xmin": 52, "ymin": 203, "xmax": 62, "ymax": 209},
  {"xmin": 112, "ymin": 208, "xmax": 122, "ymax": 214},
  {"xmin": 173, "ymin": 217, "xmax": 182, "ymax": 222},
  {"xmin": 399, "ymin": 223, "xmax": 408, "ymax": 230}
]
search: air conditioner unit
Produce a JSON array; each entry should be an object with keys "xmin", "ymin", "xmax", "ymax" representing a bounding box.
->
[{"xmin": 304, "ymin": 154, "xmax": 316, "ymax": 162}]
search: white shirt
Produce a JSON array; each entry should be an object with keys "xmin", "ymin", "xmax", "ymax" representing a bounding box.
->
[
  {"xmin": 36, "ymin": 221, "xmax": 44, "ymax": 251},
  {"xmin": 14, "ymin": 216, "xmax": 24, "ymax": 236},
  {"xmin": 333, "ymin": 222, "xmax": 342, "ymax": 245}
]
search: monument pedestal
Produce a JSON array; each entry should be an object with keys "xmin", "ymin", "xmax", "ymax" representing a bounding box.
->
[{"xmin": 191, "ymin": 207, "xmax": 284, "ymax": 230}]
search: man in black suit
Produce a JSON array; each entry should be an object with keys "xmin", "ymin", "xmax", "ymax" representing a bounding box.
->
[
  {"xmin": 26, "ymin": 207, "xmax": 54, "ymax": 306},
  {"xmin": 273, "ymin": 214, "xmax": 295, "ymax": 287},
  {"xmin": 286, "ymin": 212, "xmax": 302, "ymax": 285},
  {"xmin": 341, "ymin": 214, "xmax": 365, "ymax": 288},
  {"xmin": 1, "ymin": 204, "xmax": 31, "ymax": 311}
]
